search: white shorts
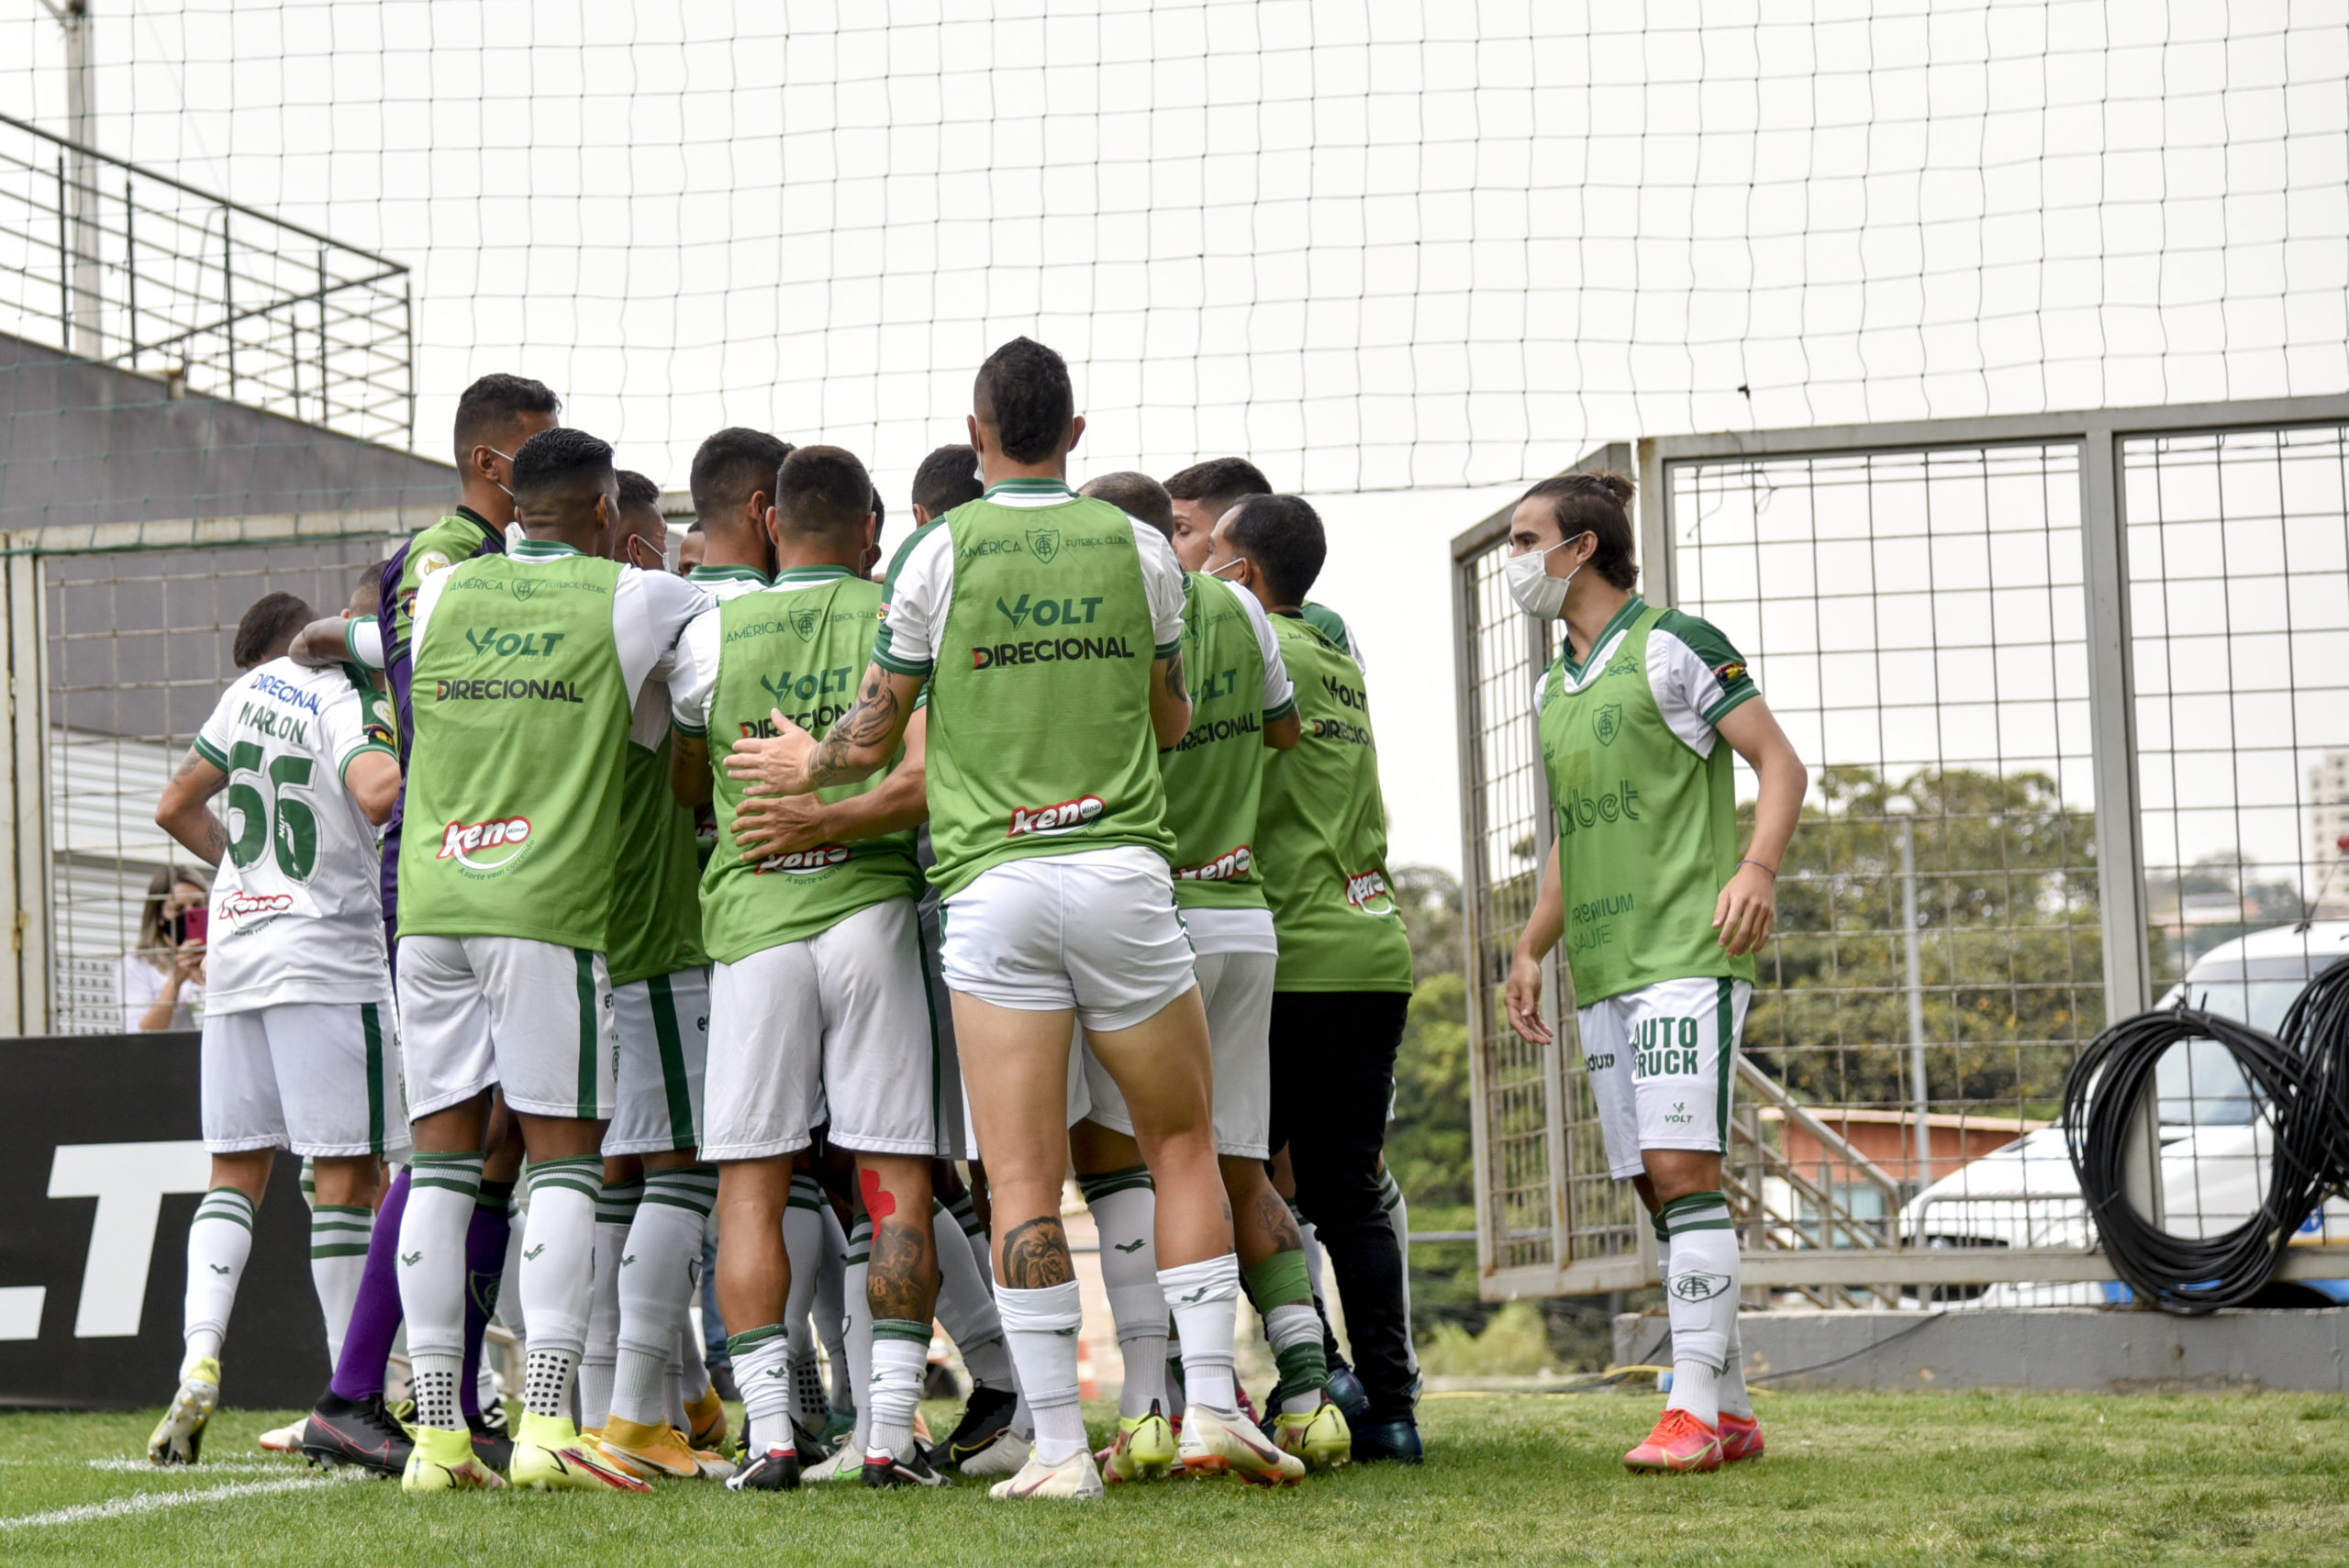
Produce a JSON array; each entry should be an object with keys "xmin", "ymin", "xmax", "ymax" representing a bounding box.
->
[
  {"xmin": 1575, "ymin": 975, "xmax": 1752, "ymax": 1180},
  {"xmin": 702, "ymin": 896, "xmax": 939, "ymax": 1162},
  {"xmin": 1078, "ymin": 951, "xmax": 1275, "ymax": 1159},
  {"xmin": 919, "ymin": 893, "xmax": 972, "ymax": 1161},
  {"xmin": 396, "ymin": 934, "xmax": 617, "ymax": 1121},
  {"xmin": 939, "ymin": 846, "xmax": 1197, "ymax": 1034},
  {"xmin": 604, "ymin": 968, "xmax": 711, "ymax": 1157},
  {"xmin": 201, "ymin": 1001, "xmax": 411, "ymax": 1159}
]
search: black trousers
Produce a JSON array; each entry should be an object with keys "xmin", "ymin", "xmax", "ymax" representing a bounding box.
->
[{"xmin": 1266, "ymin": 988, "xmax": 1414, "ymax": 1424}]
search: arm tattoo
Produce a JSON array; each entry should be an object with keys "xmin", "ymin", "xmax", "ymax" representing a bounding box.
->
[
  {"xmin": 807, "ymin": 671, "xmax": 903, "ymax": 787},
  {"xmin": 997, "ymin": 1215, "xmax": 1074, "ymax": 1289},
  {"xmin": 200, "ymin": 815, "xmax": 228, "ymax": 865},
  {"xmin": 865, "ymin": 1213, "xmax": 939, "ymax": 1322},
  {"xmin": 1162, "ymin": 646, "xmax": 1186, "ymax": 703}
]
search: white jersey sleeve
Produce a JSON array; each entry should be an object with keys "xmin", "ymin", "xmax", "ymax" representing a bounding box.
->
[
  {"xmin": 1134, "ymin": 522, "xmax": 1187, "ymax": 654},
  {"xmin": 873, "ymin": 523, "xmax": 956, "ymax": 675},
  {"xmin": 614, "ymin": 567, "xmax": 716, "ymax": 695},
  {"xmin": 343, "ymin": 615, "xmax": 384, "ymax": 672},
  {"xmin": 1643, "ymin": 610, "xmax": 1759, "ymax": 758},
  {"xmin": 193, "ymin": 680, "xmax": 243, "ymax": 773},
  {"xmin": 1227, "ymin": 578, "xmax": 1297, "ymax": 718},
  {"xmin": 668, "ymin": 605, "xmax": 725, "ymax": 738}
]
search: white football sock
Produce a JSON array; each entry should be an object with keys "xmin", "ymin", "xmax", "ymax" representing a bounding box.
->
[
  {"xmin": 518, "ymin": 1156, "xmax": 602, "ymax": 1422},
  {"xmin": 1660, "ymin": 1190, "xmax": 1737, "ymax": 1428},
  {"xmin": 818, "ymin": 1205, "xmax": 854, "ymax": 1411},
  {"xmin": 781, "ymin": 1177, "xmax": 829, "ymax": 1429},
  {"xmin": 495, "ymin": 1189, "xmax": 530, "ymax": 1339},
  {"xmin": 1379, "ymin": 1166, "xmax": 1419, "ymax": 1377},
  {"xmin": 1290, "ymin": 1199, "xmax": 1326, "ymax": 1303},
  {"xmin": 996, "ymin": 1279, "xmax": 1085, "ymax": 1464},
  {"xmin": 307, "ymin": 1202, "xmax": 371, "ymax": 1372},
  {"xmin": 609, "ymin": 1167, "xmax": 718, "ymax": 1428},
  {"xmin": 930, "ymin": 1198, "xmax": 1015, "ymax": 1390},
  {"xmin": 842, "ymin": 1218, "xmax": 874, "ymax": 1453},
  {"xmin": 729, "ymin": 1323, "xmax": 792, "ymax": 1453},
  {"xmin": 1160, "ymin": 1253, "xmax": 1241, "ymax": 1415},
  {"xmin": 679, "ymin": 1324, "xmax": 713, "ymax": 1403},
  {"xmin": 866, "ymin": 1320, "xmax": 930, "ymax": 1460},
  {"xmin": 1079, "ymin": 1168, "xmax": 1165, "ymax": 1418},
  {"xmin": 183, "ymin": 1186, "xmax": 256, "ymax": 1374},
  {"xmin": 1264, "ymin": 1304, "xmax": 1326, "ymax": 1416},
  {"xmin": 581, "ymin": 1175, "xmax": 640, "ymax": 1429},
  {"xmin": 1720, "ymin": 1311, "xmax": 1753, "ymax": 1420},
  {"xmin": 396, "ymin": 1152, "xmax": 483, "ymax": 1431}
]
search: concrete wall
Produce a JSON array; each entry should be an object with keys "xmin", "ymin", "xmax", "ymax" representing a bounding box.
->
[
  {"xmin": 1617, "ymin": 1308, "xmax": 2349, "ymax": 1393},
  {"xmin": 0, "ymin": 330, "xmax": 451, "ymax": 533}
]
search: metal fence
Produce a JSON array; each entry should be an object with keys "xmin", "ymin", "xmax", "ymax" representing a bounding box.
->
[
  {"xmin": 0, "ymin": 111, "xmax": 414, "ymax": 449},
  {"xmin": 0, "ymin": 507, "xmax": 433, "ymax": 1036},
  {"xmin": 1457, "ymin": 396, "xmax": 2349, "ymax": 1304}
]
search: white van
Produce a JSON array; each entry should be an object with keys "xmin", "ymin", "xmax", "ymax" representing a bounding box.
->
[{"xmin": 1893, "ymin": 920, "xmax": 2349, "ymax": 1307}]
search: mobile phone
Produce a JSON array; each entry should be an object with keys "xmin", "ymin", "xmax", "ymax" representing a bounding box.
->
[{"xmin": 173, "ymin": 907, "xmax": 209, "ymax": 946}]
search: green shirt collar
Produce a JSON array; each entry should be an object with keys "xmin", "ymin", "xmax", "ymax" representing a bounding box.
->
[
  {"xmin": 509, "ymin": 539, "xmax": 583, "ymax": 562},
  {"xmin": 690, "ymin": 564, "xmax": 771, "ymax": 586},
  {"xmin": 774, "ymin": 564, "xmax": 856, "ymax": 586},
  {"xmin": 981, "ymin": 477, "xmax": 1074, "ymax": 501},
  {"xmin": 1563, "ymin": 595, "xmax": 1646, "ymax": 677}
]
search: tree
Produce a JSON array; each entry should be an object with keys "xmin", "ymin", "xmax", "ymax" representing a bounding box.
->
[{"xmin": 1746, "ymin": 764, "xmax": 2103, "ymax": 1113}]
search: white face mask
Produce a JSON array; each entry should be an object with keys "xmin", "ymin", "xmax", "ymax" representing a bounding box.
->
[{"xmin": 1505, "ymin": 531, "xmax": 1588, "ymax": 619}]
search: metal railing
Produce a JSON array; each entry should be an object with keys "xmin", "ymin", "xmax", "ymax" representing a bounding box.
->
[
  {"xmin": 0, "ymin": 111, "xmax": 414, "ymax": 450},
  {"xmin": 1457, "ymin": 396, "xmax": 2349, "ymax": 1304}
]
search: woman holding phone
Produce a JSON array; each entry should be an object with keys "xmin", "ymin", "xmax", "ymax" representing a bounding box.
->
[{"xmin": 120, "ymin": 865, "xmax": 212, "ymax": 1032}]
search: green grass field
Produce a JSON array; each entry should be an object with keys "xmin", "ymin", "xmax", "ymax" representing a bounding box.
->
[{"xmin": 1, "ymin": 1391, "xmax": 2342, "ymax": 1566}]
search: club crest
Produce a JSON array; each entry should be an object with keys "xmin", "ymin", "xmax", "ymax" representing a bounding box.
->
[
  {"xmin": 1593, "ymin": 702, "xmax": 1623, "ymax": 746},
  {"xmin": 1025, "ymin": 528, "xmax": 1061, "ymax": 563}
]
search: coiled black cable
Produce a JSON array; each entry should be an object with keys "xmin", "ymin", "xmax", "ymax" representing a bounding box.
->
[
  {"xmin": 2279, "ymin": 955, "xmax": 2349, "ymax": 1184},
  {"xmin": 2061, "ymin": 1003, "xmax": 2333, "ymax": 1315}
]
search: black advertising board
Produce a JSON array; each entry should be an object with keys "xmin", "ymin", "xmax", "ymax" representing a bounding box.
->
[{"xmin": 0, "ymin": 1033, "xmax": 330, "ymax": 1409}]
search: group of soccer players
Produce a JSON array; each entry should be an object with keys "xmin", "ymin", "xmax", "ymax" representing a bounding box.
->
[{"xmin": 141, "ymin": 330, "xmax": 1804, "ymax": 1497}]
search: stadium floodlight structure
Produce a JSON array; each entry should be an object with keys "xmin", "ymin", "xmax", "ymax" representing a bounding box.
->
[
  {"xmin": 1455, "ymin": 395, "xmax": 2349, "ymax": 1306},
  {"xmin": 0, "ymin": 108, "xmax": 414, "ymax": 450}
]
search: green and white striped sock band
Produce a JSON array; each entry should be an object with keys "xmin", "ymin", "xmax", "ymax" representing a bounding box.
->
[
  {"xmin": 1658, "ymin": 1190, "xmax": 1733, "ymax": 1238},
  {"xmin": 194, "ymin": 1186, "xmax": 256, "ymax": 1232},
  {"xmin": 642, "ymin": 1165, "xmax": 719, "ymax": 1219},
  {"xmin": 527, "ymin": 1155, "xmax": 604, "ymax": 1204},
  {"xmin": 1075, "ymin": 1164, "xmax": 1153, "ymax": 1207},
  {"xmin": 596, "ymin": 1175, "xmax": 643, "ymax": 1227},
  {"xmin": 1285, "ymin": 1196, "xmax": 1310, "ymax": 1231},
  {"xmin": 310, "ymin": 1203, "xmax": 373, "ymax": 1260},
  {"xmin": 846, "ymin": 1217, "xmax": 873, "ymax": 1268},
  {"xmin": 408, "ymin": 1150, "xmax": 484, "ymax": 1200},
  {"xmin": 947, "ymin": 1191, "xmax": 985, "ymax": 1239},
  {"xmin": 786, "ymin": 1173, "xmax": 825, "ymax": 1213},
  {"xmin": 298, "ymin": 1157, "xmax": 317, "ymax": 1212},
  {"xmin": 1376, "ymin": 1167, "xmax": 1403, "ymax": 1213}
]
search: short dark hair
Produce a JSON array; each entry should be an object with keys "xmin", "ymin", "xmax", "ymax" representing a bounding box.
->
[
  {"xmin": 347, "ymin": 571, "xmax": 380, "ymax": 620},
  {"xmin": 616, "ymin": 470, "xmax": 662, "ymax": 512},
  {"xmin": 510, "ymin": 426, "xmax": 615, "ymax": 503},
  {"xmin": 451, "ymin": 373, "xmax": 560, "ymax": 467},
  {"xmin": 775, "ymin": 445, "xmax": 874, "ymax": 539},
  {"xmin": 690, "ymin": 428, "xmax": 795, "ymax": 522},
  {"xmin": 233, "ymin": 591, "xmax": 315, "ymax": 670},
  {"xmin": 1163, "ymin": 457, "xmax": 1272, "ymax": 520},
  {"xmin": 1226, "ymin": 495, "xmax": 1326, "ymax": 606},
  {"xmin": 973, "ymin": 337, "xmax": 1074, "ymax": 464},
  {"xmin": 1518, "ymin": 472, "xmax": 1638, "ymax": 591},
  {"xmin": 1079, "ymin": 472, "xmax": 1174, "ymax": 539},
  {"xmin": 910, "ymin": 442, "xmax": 984, "ymax": 517}
]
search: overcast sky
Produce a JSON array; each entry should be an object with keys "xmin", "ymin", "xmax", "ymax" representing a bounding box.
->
[{"xmin": 5, "ymin": 0, "xmax": 2346, "ymax": 879}]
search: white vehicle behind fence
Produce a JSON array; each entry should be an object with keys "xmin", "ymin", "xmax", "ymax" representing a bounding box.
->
[{"xmin": 1895, "ymin": 920, "xmax": 2349, "ymax": 1308}]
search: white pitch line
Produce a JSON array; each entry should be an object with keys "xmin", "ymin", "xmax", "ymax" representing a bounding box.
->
[
  {"xmin": 1, "ymin": 1473, "xmax": 351, "ymax": 1530},
  {"xmin": 85, "ymin": 1458, "xmax": 306, "ymax": 1473}
]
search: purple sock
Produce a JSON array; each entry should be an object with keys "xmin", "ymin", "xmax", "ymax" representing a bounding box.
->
[
  {"xmin": 328, "ymin": 1165, "xmax": 411, "ymax": 1402},
  {"xmin": 459, "ymin": 1182, "xmax": 516, "ymax": 1422}
]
